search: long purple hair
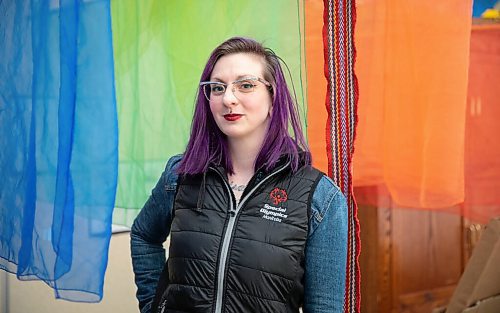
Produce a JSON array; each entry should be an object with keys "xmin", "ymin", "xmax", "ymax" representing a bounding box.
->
[{"xmin": 177, "ymin": 37, "xmax": 310, "ymax": 175}]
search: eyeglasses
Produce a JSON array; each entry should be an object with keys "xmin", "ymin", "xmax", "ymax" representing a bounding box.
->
[{"xmin": 199, "ymin": 76, "xmax": 272, "ymax": 102}]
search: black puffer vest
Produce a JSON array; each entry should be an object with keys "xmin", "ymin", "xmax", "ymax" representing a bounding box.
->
[{"xmin": 154, "ymin": 160, "xmax": 323, "ymax": 313}]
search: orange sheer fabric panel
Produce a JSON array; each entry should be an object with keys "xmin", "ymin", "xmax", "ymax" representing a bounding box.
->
[
  {"xmin": 463, "ymin": 25, "xmax": 500, "ymax": 224},
  {"xmin": 305, "ymin": 0, "xmax": 328, "ymax": 174},
  {"xmin": 352, "ymin": 0, "xmax": 472, "ymax": 209}
]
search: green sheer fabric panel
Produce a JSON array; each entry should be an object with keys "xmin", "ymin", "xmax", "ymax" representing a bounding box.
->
[{"xmin": 111, "ymin": 0, "xmax": 306, "ymax": 226}]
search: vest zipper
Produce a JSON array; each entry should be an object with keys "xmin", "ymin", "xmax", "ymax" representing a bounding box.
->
[
  {"xmin": 210, "ymin": 161, "xmax": 290, "ymax": 313},
  {"xmin": 158, "ymin": 299, "xmax": 167, "ymax": 313}
]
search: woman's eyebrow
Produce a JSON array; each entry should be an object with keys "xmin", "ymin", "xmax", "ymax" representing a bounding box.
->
[
  {"xmin": 235, "ymin": 74, "xmax": 257, "ymax": 80},
  {"xmin": 209, "ymin": 77, "xmax": 225, "ymax": 83},
  {"xmin": 210, "ymin": 74, "xmax": 258, "ymax": 82}
]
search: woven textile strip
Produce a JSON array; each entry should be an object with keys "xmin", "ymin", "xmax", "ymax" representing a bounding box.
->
[{"xmin": 323, "ymin": 0, "xmax": 360, "ymax": 312}]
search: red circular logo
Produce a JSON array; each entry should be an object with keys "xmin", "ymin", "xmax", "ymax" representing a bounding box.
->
[{"xmin": 270, "ymin": 188, "xmax": 288, "ymax": 205}]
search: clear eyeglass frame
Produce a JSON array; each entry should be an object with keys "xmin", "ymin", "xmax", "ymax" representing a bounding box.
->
[{"xmin": 199, "ymin": 76, "xmax": 271, "ymax": 102}]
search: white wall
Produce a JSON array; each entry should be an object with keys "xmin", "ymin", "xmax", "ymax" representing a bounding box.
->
[{"xmin": 1, "ymin": 232, "xmax": 139, "ymax": 313}]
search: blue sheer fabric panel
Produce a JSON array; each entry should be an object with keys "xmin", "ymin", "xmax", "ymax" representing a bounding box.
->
[
  {"xmin": 0, "ymin": 0, "xmax": 117, "ymax": 302},
  {"xmin": 472, "ymin": 0, "xmax": 498, "ymax": 17}
]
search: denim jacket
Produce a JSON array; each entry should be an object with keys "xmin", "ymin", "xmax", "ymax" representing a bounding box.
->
[{"xmin": 131, "ymin": 155, "xmax": 348, "ymax": 313}]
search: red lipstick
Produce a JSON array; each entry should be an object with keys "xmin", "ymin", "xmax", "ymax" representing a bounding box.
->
[{"xmin": 224, "ymin": 114, "xmax": 242, "ymax": 121}]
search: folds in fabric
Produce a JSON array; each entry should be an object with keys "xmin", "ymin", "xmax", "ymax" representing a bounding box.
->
[
  {"xmin": 305, "ymin": 0, "xmax": 329, "ymax": 174},
  {"xmin": 352, "ymin": 0, "xmax": 472, "ymax": 209},
  {"xmin": 463, "ymin": 25, "xmax": 500, "ymax": 224},
  {"xmin": 111, "ymin": 0, "xmax": 307, "ymax": 225},
  {"xmin": 0, "ymin": 0, "xmax": 117, "ymax": 302}
]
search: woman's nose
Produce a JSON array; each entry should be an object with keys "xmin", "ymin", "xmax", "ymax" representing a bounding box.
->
[{"xmin": 222, "ymin": 86, "xmax": 238, "ymax": 106}]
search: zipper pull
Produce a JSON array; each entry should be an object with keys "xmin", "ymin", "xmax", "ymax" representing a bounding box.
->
[{"xmin": 158, "ymin": 299, "xmax": 167, "ymax": 313}]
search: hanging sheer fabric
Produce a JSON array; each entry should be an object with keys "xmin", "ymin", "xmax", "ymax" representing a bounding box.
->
[
  {"xmin": 309, "ymin": 1, "xmax": 499, "ymax": 224},
  {"xmin": 0, "ymin": 0, "xmax": 117, "ymax": 302},
  {"xmin": 472, "ymin": 0, "xmax": 498, "ymax": 17},
  {"xmin": 463, "ymin": 25, "xmax": 500, "ymax": 224},
  {"xmin": 111, "ymin": 0, "xmax": 307, "ymax": 226},
  {"xmin": 305, "ymin": 0, "xmax": 329, "ymax": 174},
  {"xmin": 351, "ymin": 0, "xmax": 473, "ymax": 210}
]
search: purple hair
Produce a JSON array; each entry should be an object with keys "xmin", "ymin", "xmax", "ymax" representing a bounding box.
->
[{"xmin": 177, "ymin": 37, "xmax": 311, "ymax": 175}]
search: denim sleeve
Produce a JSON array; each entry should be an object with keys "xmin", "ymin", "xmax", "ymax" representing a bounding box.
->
[
  {"xmin": 130, "ymin": 155, "xmax": 181, "ymax": 313},
  {"xmin": 303, "ymin": 175, "xmax": 348, "ymax": 313}
]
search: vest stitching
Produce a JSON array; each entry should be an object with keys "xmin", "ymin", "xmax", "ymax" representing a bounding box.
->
[
  {"xmin": 168, "ymin": 255, "xmax": 214, "ymax": 263},
  {"xmin": 226, "ymin": 287, "xmax": 288, "ymax": 305},
  {"xmin": 168, "ymin": 282, "xmax": 212, "ymax": 290},
  {"xmin": 232, "ymin": 236, "xmax": 305, "ymax": 255},
  {"xmin": 173, "ymin": 207, "xmax": 223, "ymax": 213},
  {"xmin": 170, "ymin": 229, "xmax": 221, "ymax": 237},
  {"xmin": 233, "ymin": 218, "xmax": 308, "ymax": 230},
  {"xmin": 229, "ymin": 262, "xmax": 295, "ymax": 282},
  {"xmin": 180, "ymin": 182, "xmax": 224, "ymax": 189}
]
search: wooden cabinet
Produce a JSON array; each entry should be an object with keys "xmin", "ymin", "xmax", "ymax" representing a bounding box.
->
[{"xmin": 358, "ymin": 203, "xmax": 466, "ymax": 313}]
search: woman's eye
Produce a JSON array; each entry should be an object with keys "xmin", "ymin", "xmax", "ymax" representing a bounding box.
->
[
  {"xmin": 238, "ymin": 82, "xmax": 255, "ymax": 92},
  {"xmin": 211, "ymin": 84, "xmax": 225, "ymax": 93}
]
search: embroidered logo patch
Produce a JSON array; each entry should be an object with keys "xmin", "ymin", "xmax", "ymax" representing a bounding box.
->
[
  {"xmin": 260, "ymin": 203, "xmax": 288, "ymax": 223},
  {"xmin": 260, "ymin": 188, "xmax": 289, "ymax": 223},
  {"xmin": 270, "ymin": 188, "xmax": 287, "ymax": 205}
]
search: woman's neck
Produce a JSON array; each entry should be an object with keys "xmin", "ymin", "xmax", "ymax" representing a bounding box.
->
[
  {"xmin": 227, "ymin": 137, "xmax": 265, "ymax": 204},
  {"xmin": 228, "ymin": 137, "xmax": 262, "ymax": 177}
]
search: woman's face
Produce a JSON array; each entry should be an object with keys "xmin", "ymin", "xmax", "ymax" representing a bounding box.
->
[{"xmin": 209, "ymin": 53, "xmax": 273, "ymax": 145}]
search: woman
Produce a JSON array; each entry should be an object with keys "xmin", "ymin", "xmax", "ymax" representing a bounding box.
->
[{"xmin": 131, "ymin": 37, "xmax": 348, "ymax": 313}]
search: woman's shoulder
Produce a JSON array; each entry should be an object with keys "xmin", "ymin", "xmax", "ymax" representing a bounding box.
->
[
  {"xmin": 309, "ymin": 173, "xmax": 347, "ymax": 236},
  {"xmin": 314, "ymin": 173, "xmax": 342, "ymax": 196},
  {"xmin": 312, "ymin": 174, "xmax": 345, "ymax": 213},
  {"xmin": 165, "ymin": 154, "xmax": 183, "ymax": 170},
  {"xmin": 161, "ymin": 154, "xmax": 183, "ymax": 185}
]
